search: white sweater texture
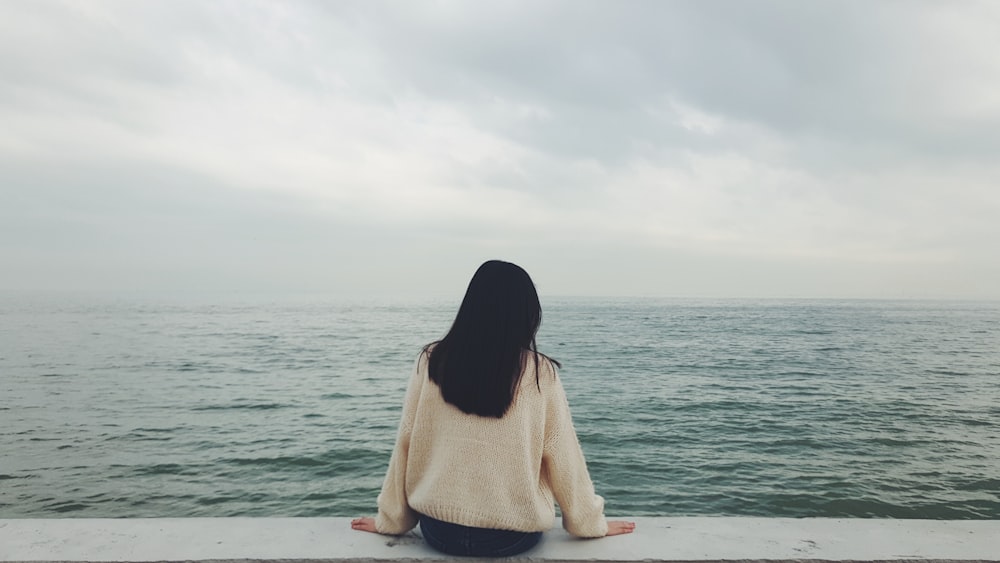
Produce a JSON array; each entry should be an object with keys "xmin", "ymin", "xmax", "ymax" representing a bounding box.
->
[{"xmin": 374, "ymin": 349, "xmax": 609, "ymax": 538}]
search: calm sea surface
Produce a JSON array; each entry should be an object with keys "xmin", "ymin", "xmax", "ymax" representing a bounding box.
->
[{"xmin": 1, "ymin": 295, "xmax": 998, "ymax": 519}]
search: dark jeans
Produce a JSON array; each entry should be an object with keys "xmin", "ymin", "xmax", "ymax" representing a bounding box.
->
[{"xmin": 418, "ymin": 514, "xmax": 543, "ymax": 557}]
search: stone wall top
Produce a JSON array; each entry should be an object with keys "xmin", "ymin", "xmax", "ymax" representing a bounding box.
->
[{"xmin": 1, "ymin": 517, "xmax": 998, "ymax": 562}]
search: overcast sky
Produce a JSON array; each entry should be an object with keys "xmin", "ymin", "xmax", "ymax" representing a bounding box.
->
[{"xmin": 2, "ymin": 1, "xmax": 998, "ymax": 299}]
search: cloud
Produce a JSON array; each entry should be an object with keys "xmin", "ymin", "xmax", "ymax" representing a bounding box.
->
[{"xmin": 1, "ymin": 0, "xmax": 998, "ymax": 297}]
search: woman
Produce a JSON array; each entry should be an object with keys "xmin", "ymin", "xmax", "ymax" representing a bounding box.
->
[{"xmin": 351, "ymin": 260, "xmax": 635, "ymax": 556}]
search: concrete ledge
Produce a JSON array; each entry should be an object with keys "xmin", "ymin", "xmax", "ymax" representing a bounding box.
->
[{"xmin": 1, "ymin": 517, "xmax": 998, "ymax": 562}]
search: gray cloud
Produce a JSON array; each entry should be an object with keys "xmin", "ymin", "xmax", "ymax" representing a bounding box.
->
[
  {"xmin": 316, "ymin": 1, "xmax": 1000, "ymax": 161},
  {"xmin": 1, "ymin": 0, "xmax": 998, "ymax": 298}
]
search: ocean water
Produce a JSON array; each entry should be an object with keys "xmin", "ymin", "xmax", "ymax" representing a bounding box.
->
[{"xmin": 1, "ymin": 295, "xmax": 998, "ymax": 519}]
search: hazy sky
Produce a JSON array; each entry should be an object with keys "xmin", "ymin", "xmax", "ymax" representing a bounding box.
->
[{"xmin": 2, "ymin": 1, "xmax": 999, "ymax": 299}]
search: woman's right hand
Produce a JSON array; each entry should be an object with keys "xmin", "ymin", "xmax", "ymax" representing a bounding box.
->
[
  {"xmin": 351, "ymin": 517, "xmax": 378, "ymax": 533},
  {"xmin": 606, "ymin": 520, "xmax": 636, "ymax": 536}
]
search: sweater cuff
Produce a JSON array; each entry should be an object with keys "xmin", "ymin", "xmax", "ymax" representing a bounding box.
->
[
  {"xmin": 374, "ymin": 513, "xmax": 411, "ymax": 536},
  {"xmin": 374, "ymin": 502, "xmax": 418, "ymax": 536},
  {"xmin": 561, "ymin": 496, "xmax": 609, "ymax": 538},
  {"xmin": 577, "ymin": 516, "xmax": 609, "ymax": 538}
]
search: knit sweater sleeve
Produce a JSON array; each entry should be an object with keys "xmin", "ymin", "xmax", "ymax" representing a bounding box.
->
[
  {"xmin": 542, "ymin": 364, "xmax": 609, "ymax": 538},
  {"xmin": 374, "ymin": 351, "xmax": 426, "ymax": 535}
]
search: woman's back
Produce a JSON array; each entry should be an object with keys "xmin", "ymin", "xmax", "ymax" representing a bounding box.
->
[{"xmin": 375, "ymin": 347, "xmax": 606, "ymax": 536}]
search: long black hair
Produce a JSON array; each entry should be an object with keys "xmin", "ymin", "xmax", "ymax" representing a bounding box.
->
[{"xmin": 427, "ymin": 260, "xmax": 558, "ymax": 418}]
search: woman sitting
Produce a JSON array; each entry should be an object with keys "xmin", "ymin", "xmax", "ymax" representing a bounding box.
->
[{"xmin": 352, "ymin": 260, "xmax": 635, "ymax": 556}]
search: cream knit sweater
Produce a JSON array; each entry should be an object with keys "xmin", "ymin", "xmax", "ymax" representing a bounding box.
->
[{"xmin": 374, "ymin": 348, "xmax": 608, "ymax": 538}]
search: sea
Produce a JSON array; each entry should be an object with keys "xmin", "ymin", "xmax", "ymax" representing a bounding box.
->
[{"xmin": 1, "ymin": 294, "xmax": 998, "ymax": 519}]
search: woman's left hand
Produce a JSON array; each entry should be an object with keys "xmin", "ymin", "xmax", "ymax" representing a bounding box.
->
[{"xmin": 351, "ymin": 517, "xmax": 378, "ymax": 533}]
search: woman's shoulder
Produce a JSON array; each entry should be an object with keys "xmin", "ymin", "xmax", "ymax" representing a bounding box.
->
[
  {"xmin": 537, "ymin": 351, "xmax": 560, "ymax": 370},
  {"xmin": 419, "ymin": 341, "xmax": 441, "ymax": 357},
  {"xmin": 522, "ymin": 350, "xmax": 560, "ymax": 382},
  {"xmin": 413, "ymin": 342, "xmax": 440, "ymax": 373}
]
